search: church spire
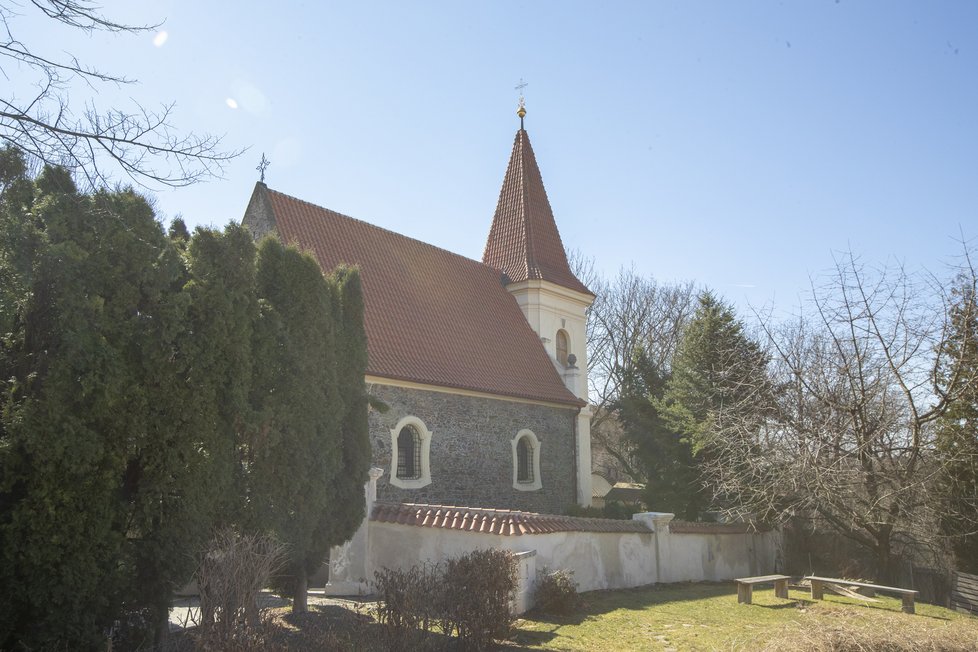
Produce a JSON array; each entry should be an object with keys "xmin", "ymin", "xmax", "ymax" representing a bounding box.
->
[{"xmin": 482, "ymin": 119, "xmax": 591, "ymax": 296}]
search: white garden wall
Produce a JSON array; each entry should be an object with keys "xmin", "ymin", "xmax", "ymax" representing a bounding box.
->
[{"xmin": 325, "ymin": 469, "xmax": 781, "ymax": 612}]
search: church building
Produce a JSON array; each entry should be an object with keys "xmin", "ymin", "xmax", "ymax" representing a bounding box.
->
[{"xmin": 242, "ymin": 113, "xmax": 594, "ymax": 514}]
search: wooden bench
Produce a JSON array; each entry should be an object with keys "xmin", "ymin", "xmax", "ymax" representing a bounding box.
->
[
  {"xmin": 805, "ymin": 575, "xmax": 919, "ymax": 614},
  {"xmin": 735, "ymin": 574, "xmax": 791, "ymax": 605}
]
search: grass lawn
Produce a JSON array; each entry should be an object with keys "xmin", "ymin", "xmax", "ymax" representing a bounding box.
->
[
  {"xmin": 184, "ymin": 582, "xmax": 978, "ymax": 651},
  {"xmin": 506, "ymin": 582, "xmax": 978, "ymax": 651}
]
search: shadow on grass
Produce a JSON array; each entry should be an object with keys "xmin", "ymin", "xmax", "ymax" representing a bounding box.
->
[
  {"xmin": 516, "ymin": 581, "xmax": 752, "ymax": 631},
  {"xmin": 499, "ymin": 626, "xmax": 562, "ymax": 650},
  {"xmin": 749, "ymin": 598, "xmax": 813, "ymax": 610}
]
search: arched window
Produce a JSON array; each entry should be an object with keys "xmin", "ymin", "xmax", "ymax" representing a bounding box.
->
[
  {"xmin": 397, "ymin": 426, "xmax": 421, "ymax": 480},
  {"xmin": 511, "ymin": 430, "xmax": 542, "ymax": 491},
  {"xmin": 390, "ymin": 416, "xmax": 432, "ymax": 489},
  {"xmin": 516, "ymin": 436, "xmax": 533, "ymax": 484},
  {"xmin": 556, "ymin": 329, "xmax": 570, "ymax": 367}
]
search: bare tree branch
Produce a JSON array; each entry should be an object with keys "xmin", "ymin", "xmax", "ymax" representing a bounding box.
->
[
  {"xmin": 708, "ymin": 248, "xmax": 978, "ymax": 580},
  {"xmin": 568, "ymin": 250, "xmax": 697, "ymax": 483},
  {"xmin": 1, "ymin": 0, "xmax": 241, "ymax": 188}
]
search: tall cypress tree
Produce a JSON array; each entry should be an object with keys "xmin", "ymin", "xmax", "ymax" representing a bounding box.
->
[
  {"xmin": 127, "ymin": 223, "xmax": 259, "ymax": 645},
  {"xmin": 318, "ymin": 266, "xmax": 372, "ymax": 547},
  {"xmin": 0, "ymin": 153, "xmax": 258, "ymax": 647},
  {"xmin": 247, "ymin": 237, "xmax": 345, "ymax": 613},
  {"xmin": 0, "ymin": 165, "xmax": 189, "ymax": 647}
]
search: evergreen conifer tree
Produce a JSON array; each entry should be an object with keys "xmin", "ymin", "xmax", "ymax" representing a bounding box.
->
[
  {"xmin": 658, "ymin": 292, "xmax": 769, "ymax": 519},
  {"xmin": 0, "ymin": 151, "xmax": 260, "ymax": 646},
  {"xmin": 248, "ymin": 238, "xmax": 346, "ymax": 613},
  {"xmin": 317, "ymin": 266, "xmax": 372, "ymax": 549},
  {"xmin": 615, "ymin": 348, "xmax": 699, "ymax": 519},
  {"xmin": 936, "ymin": 279, "xmax": 978, "ymax": 572},
  {"xmin": 0, "ymin": 161, "xmax": 197, "ymax": 647}
]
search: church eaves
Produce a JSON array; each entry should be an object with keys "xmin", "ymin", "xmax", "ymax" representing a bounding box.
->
[{"xmin": 482, "ymin": 129, "xmax": 592, "ymax": 296}]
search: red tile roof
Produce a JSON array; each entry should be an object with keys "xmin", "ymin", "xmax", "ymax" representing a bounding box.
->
[
  {"xmin": 371, "ymin": 502, "xmax": 652, "ymax": 536},
  {"xmin": 251, "ymin": 185, "xmax": 584, "ymax": 407},
  {"xmin": 483, "ymin": 130, "xmax": 592, "ymax": 296}
]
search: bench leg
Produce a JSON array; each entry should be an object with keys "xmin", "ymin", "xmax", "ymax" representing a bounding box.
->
[
  {"xmin": 902, "ymin": 594, "xmax": 915, "ymax": 614},
  {"xmin": 775, "ymin": 579, "xmax": 789, "ymax": 599},
  {"xmin": 811, "ymin": 579, "xmax": 824, "ymax": 600},
  {"xmin": 738, "ymin": 583, "xmax": 753, "ymax": 605}
]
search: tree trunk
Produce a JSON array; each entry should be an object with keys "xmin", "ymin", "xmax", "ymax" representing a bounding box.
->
[
  {"xmin": 875, "ymin": 535, "xmax": 896, "ymax": 584},
  {"xmin": 152, "ymin": 602, "xmax": 169, "ymax": 650},
  {"xmin": 292, "ymin": 568, "xmax": 308, "ymax": 614}
]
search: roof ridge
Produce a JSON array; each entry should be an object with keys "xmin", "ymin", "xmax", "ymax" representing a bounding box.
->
[{"xmin": 266, "ymin": 187, "xmax": 497, "ymax": 276}]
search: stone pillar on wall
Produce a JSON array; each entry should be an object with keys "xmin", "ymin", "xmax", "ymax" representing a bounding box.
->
[
  {"xmin": 575, "ymin": 406, "xmax": 593, "ymax": 507},
  {"xmin": 633, "ymin": 511, "xmax": 674, "ymax": 584},
  {"xmin": 632, "ymin": 512, "xmax": 675, "ymax": 533},
  {"xmin": 324, "ymin": 467, "xmax": 384, "ymax": 596},
  {"xmin": 511, "ymin": 550, "xmax": 538, "ymax": 615}
]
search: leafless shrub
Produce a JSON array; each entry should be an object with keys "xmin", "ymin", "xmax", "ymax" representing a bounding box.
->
[
  {"xmin": 373, "ymin": 563, "xmax": 441, "ymax": 650},
  {"xmin": 533, "ymin": 568, "xmax": 584, "ymax": 614},
  {"xmin": 440, "ymin": 549, "xmax": 519, "ymax": 651},
  {"xmin": 373, "ymin": 549, "xmax": 519, "ymax": 651},
  {"xmin": 191, "ymin": 529, "xmax": 287, "ymax": 651}
]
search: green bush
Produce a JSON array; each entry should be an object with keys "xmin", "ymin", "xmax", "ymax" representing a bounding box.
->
[{"xmin": 566, "ymin": 501, "xmax": 644, "ymax": 520}]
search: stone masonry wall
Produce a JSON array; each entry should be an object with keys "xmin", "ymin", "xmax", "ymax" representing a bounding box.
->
[{"xmin": 367, "ymin": 383, "xmax": 578, "ymax": 514}]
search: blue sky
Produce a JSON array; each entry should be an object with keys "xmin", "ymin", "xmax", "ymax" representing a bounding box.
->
[{"xmin": 12, "ymin": 1, "xmax": 978, "ymax": 314}]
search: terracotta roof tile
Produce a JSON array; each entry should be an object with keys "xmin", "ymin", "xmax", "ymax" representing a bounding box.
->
[
  {"xmin": 371, "ymin": 502, "xmax": 652, "ymax": 536},
  {"xmin": 483, "ymin": 130, "xmax": 592, "ymax": 296},
  {"xmin": 255, "ymin": 186, "xmax": 583, "ymax": 407}
]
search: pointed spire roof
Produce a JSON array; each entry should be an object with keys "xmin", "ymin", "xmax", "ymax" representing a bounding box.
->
[{"xmin": 483, "ymin": 129, "xmax": 592, "ymax": 296}]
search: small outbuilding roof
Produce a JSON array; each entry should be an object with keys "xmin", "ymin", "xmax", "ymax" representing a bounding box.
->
[{"xmin": 604, "ymin": 482, "xmax": 646, "ymax": 504}]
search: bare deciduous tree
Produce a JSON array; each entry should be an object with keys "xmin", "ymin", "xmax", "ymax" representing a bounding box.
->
[
  {"xmin": 569, "ymin": 250, "xmax": 697, "ymax": 482},
  {"xmin": 1, "ymin": 0, "xmax": 241, "ymax": 187},
  {"xmin": 707, "ymin": 250, "xmax": 978, "ymax": 580}
]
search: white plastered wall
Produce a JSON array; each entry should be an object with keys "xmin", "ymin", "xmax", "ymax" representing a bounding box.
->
[
  {"xmin": 367, "ymin": 521, "xmax": 658, "ymax": 595},
  {"xmin": 506, "ymin": 280, "xmax": 592, "ymax": 401}
]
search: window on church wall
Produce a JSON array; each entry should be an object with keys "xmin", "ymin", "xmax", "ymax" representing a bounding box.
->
[
  {"xmin": 556, "ymin": 329, "xmax": 569, "ymax": 367},
  {"xmin": 516, "ymin": 437, "xmax": 533, "ymax": 484},
  {"xmin": 390, "ymin": 416, "xmax": 432, "ymax": 489},
  {"xmin": 511, "ymin": 429, "xmax": 542, "ymax": 491},
  {"xmin": 397, "ymin": 426, "xmax": 421, "ymax": 480}
]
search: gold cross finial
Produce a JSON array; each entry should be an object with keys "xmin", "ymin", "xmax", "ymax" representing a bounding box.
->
[
  {"xmin": 515, "ymin": 78, "xmax": 528, "ymax": 127},
  {"xmin": 257, "ymin": 153, "xmax": 270, "ymax": 183}
]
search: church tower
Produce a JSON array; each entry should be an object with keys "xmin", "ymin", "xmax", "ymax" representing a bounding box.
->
[{"xmin": 483, "ymin": 106, "xmax": 595, "ymax": 506}]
